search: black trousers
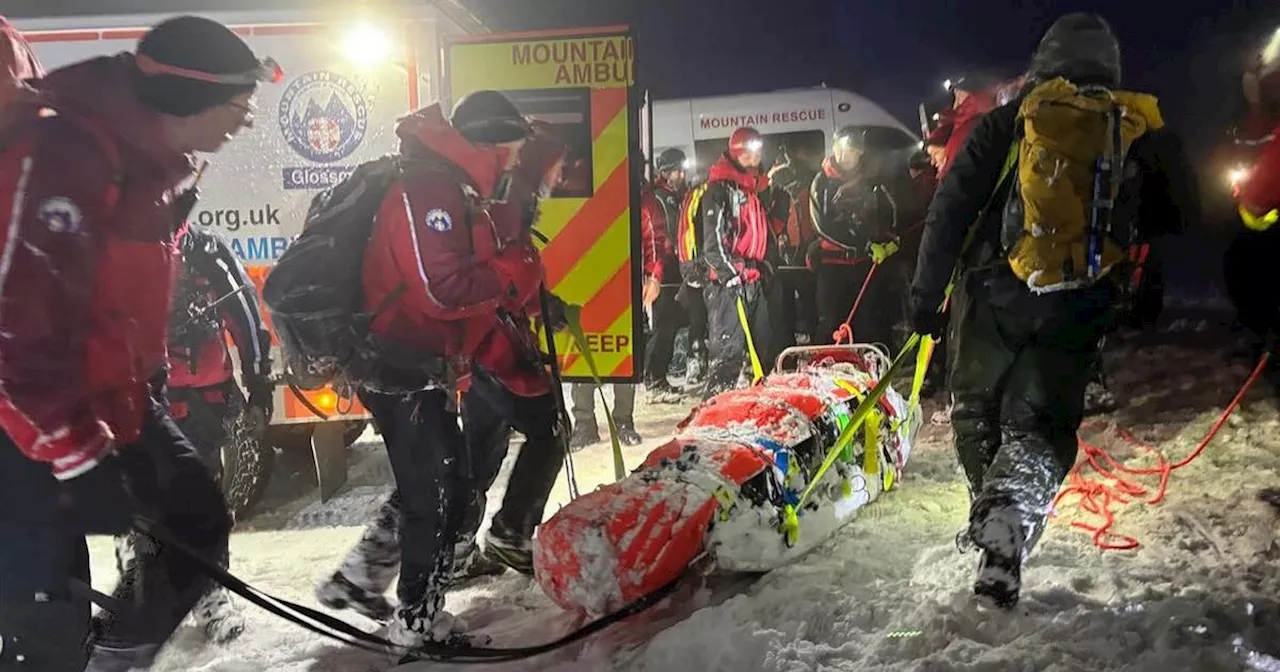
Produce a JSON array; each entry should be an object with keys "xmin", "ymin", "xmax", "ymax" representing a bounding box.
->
[
  {"xmin": 570, "ymin": 382, "xmax": 635, "ymax": 429},
  {"xmin": 815, "ymin": 262, "xmax": 896, "ymax": 348},
  {"xmin": 703, "ymin": 282, "xmax": 771, "ymax": 398},
  {"xmin": 458, "ymin": 369, "xmax": 563, "ymax": 544},
  {"xmin": 677, "ymin": 283, "xmax": 708, "ymax": 345},
  {"xmin": 358, "ymin": 388, "xmax": 468, "ymax": 615},
  {"xmin": 643, "ymin": 283, "xmax": 687, "ymax": 387},
  {"xmin": 0, "ymin": 404, "xmax": 231, "ymax": 671}
]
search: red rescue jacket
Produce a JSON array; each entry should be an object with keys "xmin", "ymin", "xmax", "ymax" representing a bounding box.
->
[
  {"xmin": 0, "ymin": 55, "xmax": 193, "ymax": 479},
  {"xmin": 1238, "ymin": 121, "xmax": 1280, "ymax": 221},
  {"xmin": 639, "ymin": 182, "xmax": 666, "ymax": 279},
  {"xmin": 362, "ymin": 105, "xmax": 550, "ymax": 396},
  {"xmin": 927, "ymin": 91, "xmax": 997, "ymax": 180}
]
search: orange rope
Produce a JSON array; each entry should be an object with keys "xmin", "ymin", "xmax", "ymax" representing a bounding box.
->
[
  {"xmin": 1053, "ymin": 352, "xmax": 1271, "ymax": 551},
  {"xmin": 832, "ymin": 261, "xmax": 878, "ymax": 344}
]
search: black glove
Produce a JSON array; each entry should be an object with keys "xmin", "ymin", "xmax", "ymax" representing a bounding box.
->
[
  {"xmin": 245, "ymin": 372, "xmax": 275, "ymax": 420},
  {"xmin": 543, "ymin": 293, "xmax": 571, "ymax": 333},
  {"xmin": 57, "ymin": 454, "xmax": 136, "ymax": 534},
  {"xmin": 910, "ymin": 296, "xmax": 949, "ymax": 338}
]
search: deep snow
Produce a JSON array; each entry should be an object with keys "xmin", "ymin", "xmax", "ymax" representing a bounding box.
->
[{"xmin": 84, "ymin": 324, "xmax": 1280, "ymax": 671}]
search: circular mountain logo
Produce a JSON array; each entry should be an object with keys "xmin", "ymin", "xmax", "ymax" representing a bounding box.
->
[{"xmin": 278, "ymin": 70, "xmax": 369, "ymax": 164}]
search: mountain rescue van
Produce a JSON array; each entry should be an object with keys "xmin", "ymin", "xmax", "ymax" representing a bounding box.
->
[
  {"xmin": 652, "ymin": 87, "xmax": 918, "ymax": 180},
  {"xmin": 14, "ymin": 3, "xmax": 490, "ymax": 512}
]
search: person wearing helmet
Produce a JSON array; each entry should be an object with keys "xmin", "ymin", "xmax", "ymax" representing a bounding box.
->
[
  {"xmin": 566, "ymin": 148, "xmax": 689, "ymax": 449},
  {"xmin": 0, "ymin": 16, "xmax": 271, "ymax": 671},
  {"xmin": 643, "ymin": 147, "xmax": 693, "ymax": 401},
  {"xmin": 690, "ymin": 127, "xmax": 774, "ymax": 398},
  {"xmin": 808, "ymin": 125, "xmax": 903, "ymax": 348},
  {"xmin": 925, "ymin": 75, "xmax": 998, "ymax": 180}
]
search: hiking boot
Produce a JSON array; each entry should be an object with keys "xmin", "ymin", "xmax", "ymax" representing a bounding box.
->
[
  {"xmin": 570, "ymin": 422, "xmax": 599, "ymax": 452},
  {"xmin": 483, "ymin": 526, "xmax": 535, "ymax": 575},
  {"xmin": 616, "ymin": 422, "xmax": 643, "ymax": 446},
  {"xmin": 450, "ymin": 542, "xmax": 507, "ymax": 589},
  {"xmin": 387, "ymin": 603, "xmax": 490, "ymax": 651},
  {"xmin": 645, "ymin": 380, "xmax": 684, "ymax": 404},
  {"xmin": 969, "ymin": 504, "xmax": 1025, "ymax": 611},
  {"xmin": 315, "ymin": 571, "xmax": 395, "ymax": 622},
  {"xmin": 191, "ymin": 587, "xmax": 245, "ymax": 645}
]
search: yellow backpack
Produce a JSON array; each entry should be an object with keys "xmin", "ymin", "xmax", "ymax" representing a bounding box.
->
[{"xmin": 1001, "ymin": 78, "xmax": 1163, "ymax": 293}]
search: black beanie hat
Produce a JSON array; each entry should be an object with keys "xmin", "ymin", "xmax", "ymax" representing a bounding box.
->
[
  {"xmin": 134, "ymin": 16, "xmax": 259, "ymax": 117},
  {"xmin": 1028, "ymin": 13, "xmax": 1122, "ymax": 87},
  {"xmin": 450, "ymin": 90, "xmax": 532, "ymax": 145}
]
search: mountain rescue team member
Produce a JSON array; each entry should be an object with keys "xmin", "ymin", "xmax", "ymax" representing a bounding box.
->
[
  {"xmin": 315, "ymin": 93, "xmax": 569, "ymax": 646},
  {"xmin": 809, "ymin": 126, "xmax": 903, "ymax": 348},
  {"xmin": 566, "ymin": 153, "xmax": 682, "ymax": 449},
  {"xmin": 765, "ymin": 154, "xmax": 820, "ymax": 345},
  {"xmin": 642, "ymin": 148, "xmax": 692, "ymax": 401},
  {"xmin": 910, "ymin": 13, "xmax": 1192, "ymax": 611},
  {"xmin": 925, "ymin": 75, "xmax": 998, "ymax": 180},
  {"xmin": 111, "ymin": 224, "xmax": 275, "ymax": 648},
  {"xmin": 0, "ymin": 16, "xmax": 270, "ymax": 671},
  {"xmin": 1228, "ymin": 29, "xmax": 1280, "ymax": 360},
  {"xmin": 697, "ymin": 127, "xmax": 774, "ymax": 398}
]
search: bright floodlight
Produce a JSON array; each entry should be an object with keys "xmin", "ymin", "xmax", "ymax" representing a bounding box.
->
[
  {"xmin": 344, "ymin": 23, "xmax": 392, "ymax": 64},
  {"xmin": 942, "ymin": 79, "xmax": 952, "ymax": 91},
  {"xmin": 1230, "ymin": 165, "xmax": 1250, "ymax": 187}
]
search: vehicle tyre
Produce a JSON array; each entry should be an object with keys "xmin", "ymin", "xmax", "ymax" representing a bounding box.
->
[{"xmin": 220, "ymin": 400, "xmax": 276, "ymax": 522}]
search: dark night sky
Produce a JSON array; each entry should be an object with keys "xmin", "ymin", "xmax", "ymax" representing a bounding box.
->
[{"xmin": 465, "ymin": 0, "xmax": 1280, "ymax": 155}]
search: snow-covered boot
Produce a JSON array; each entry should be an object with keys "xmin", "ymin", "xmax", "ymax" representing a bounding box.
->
[
  {"xmin": 616, "ymin": 422, "xmax": 643, "ymax": 446},
  {"xmin": 315, "ymin": 494, "xmax": 401, "ymax": 621},
  {"xmin": 83, "ymin": 643, "xmax": 160, "ymax": 672},
  {"xmin": 569, "ymin": 422, "xmax": 599, "ymax": 452},
  {"xmin": 969, "ymin": 501, "xmax": 1026, "ymax": 610},
  {"xmin": 483, "ymin": 524, "xmax": 535, "ymax": 576},
  {"xmin": 191, "ymin": 586, "xmax": 245, "ymax": 645},
  {"xmin": 387, "ymin": 600, "xmax": 489, "ymax": 652},
  {"xmin": 1083, "ymin": 379, "xmax": 1118, "ymax": 416},
  {"xmin": 316, "ymin": 571, "xmax": 396, "ymax": 622},
  {"xmin": 685, "ymin": 340, "xmax": 707, "ymax": 386},
  {"xmin": 449, "ymin": 541, "xmax": 507, "ymax": 589}
]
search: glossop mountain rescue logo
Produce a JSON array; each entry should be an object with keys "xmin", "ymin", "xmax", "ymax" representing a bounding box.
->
[{"xmin": 278, "ymin": 70, "xmax": 369, "ymax": 164}]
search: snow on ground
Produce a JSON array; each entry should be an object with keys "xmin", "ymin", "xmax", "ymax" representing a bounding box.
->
[{"xmin": 87, "ymin": 321, "xmax": 1280, "ymax": 671}]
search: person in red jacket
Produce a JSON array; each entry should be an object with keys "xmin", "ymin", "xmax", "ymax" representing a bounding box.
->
[
  {"xmin": 0, "ymin": 16, "xmax": 272, "ymax": 671},
  {"xmin": 327, "ymin": 91, "xmax": 562, "ymax": 647},
  {"xmin": 925, "ymin": 76, "xmax": 998, "ymax": 180},
  {"xmin": 693, "ymin": 128, "xmax": 774, "ymax": 398}
]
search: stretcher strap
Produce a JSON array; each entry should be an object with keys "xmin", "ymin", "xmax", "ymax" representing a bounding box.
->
[
  {"xmin": 562, "ymin": 303, "xmax": 627, "ymax": 481},
  {"xmin": 735, "ymin": 293, "xmax": 765, "ymax": 383}
]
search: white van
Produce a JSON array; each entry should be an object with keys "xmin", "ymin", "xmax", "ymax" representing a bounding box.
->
[{"xmin": 651, "ymin": 86, "xmax": 918, "ymax": 180}]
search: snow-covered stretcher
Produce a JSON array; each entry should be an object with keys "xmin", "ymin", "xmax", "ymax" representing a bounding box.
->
[{"xmin": 533, "ymin": 344, "xmax": 923, "ymax": 616}]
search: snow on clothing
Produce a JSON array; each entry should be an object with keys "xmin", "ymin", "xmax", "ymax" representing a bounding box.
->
[
  {"xmin": 912, "ymin": 77, "xmax": 1192, "ymax": 605},
  {"xmin": 0, "ymin": 55, "xmax": 193, "ymax": 480},
  {"xmin": 167, "ymin": 224, "xmax": 272, "ymax": 391}
]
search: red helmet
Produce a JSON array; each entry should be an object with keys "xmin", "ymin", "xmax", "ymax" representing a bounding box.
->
[{"xmin": 728, "ymin": 127, "xmax": 763, "ymax": 162}]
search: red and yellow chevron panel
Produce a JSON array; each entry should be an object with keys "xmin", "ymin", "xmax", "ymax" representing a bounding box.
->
[{"xmin": 447, "ymin": 28, "xmax": 639, "ymax": 381}]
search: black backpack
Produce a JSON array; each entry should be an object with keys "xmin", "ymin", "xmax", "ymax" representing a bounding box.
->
[{"xmin": 262, "ymin": 155, "xmax": 402, "ymax": 390}]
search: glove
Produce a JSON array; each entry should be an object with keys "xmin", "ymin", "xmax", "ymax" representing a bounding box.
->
[
  {"xmin": 910, "ymin": 298, "xmax": 948, "ymax": 338},
  {"xmin": 642, "ymin": 275, "xmax": 661, "ymax": 308},
  {"xmin": 492, "ymin": 245, "xmax": 544, "ymax": 310},
  {"xmin": 245, "ymin": 372, "xmax": 275, "ymax": 420},
  {"xmin": 56, "ymin": 452, "xmax": 136, "ymax": 534},
  {"xmin": 740, "ymin": 268, "xmax": 762, "ymax": 284},
  {"xmin": 542, "ymin": 293, "xmax": 572, "ymax": 333},
  {"xmin": 868, "ymin": 239, "xmax": 900, "ymax": 264}
]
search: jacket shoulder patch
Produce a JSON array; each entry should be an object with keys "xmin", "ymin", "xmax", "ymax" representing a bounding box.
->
[{"xmin": 424, "ymin": 208, "xmax": 452, "ymax": 232}]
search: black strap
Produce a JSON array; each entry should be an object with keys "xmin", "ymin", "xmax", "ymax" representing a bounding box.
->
[{"xmin": 133, "ymin": 516, "xmax": 685, "ymax": 663}]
